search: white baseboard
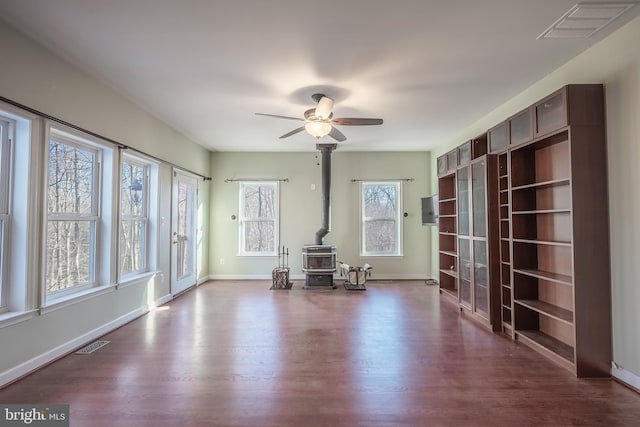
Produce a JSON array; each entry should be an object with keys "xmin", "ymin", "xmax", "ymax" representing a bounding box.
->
[
  {"xmin": 612, "ymin": 364, "xmax": 640, "ymax": 393},
  {"xmin": 0, "ymin": 306, "xmax": 149, "ymax": 388},
  {"xmin": 208, "ymin": 274, "xmax": 273, "ymax": 280},
  {"xmin": 207, "ymin": 274, "xmax": 430, "ymax": 281},
  {"xmin": 153, "ymin": 293, "xmax": 173, "ymax": 307}
]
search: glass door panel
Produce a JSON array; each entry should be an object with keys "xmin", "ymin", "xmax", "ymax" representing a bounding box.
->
[
  {"xmin": 473, "ymin": 239, "xmax": 488, "ymax": 318},
  {"xmin": 457, "ymin": 166, "xmax": 469, "ymax": 236},
  {"xmin": 472, "ymin": 160, "xmax": 486, "ymax": 237},
  {"xmin": 459, "ymin": 237, "xmax": 471, "ymax": 307}
]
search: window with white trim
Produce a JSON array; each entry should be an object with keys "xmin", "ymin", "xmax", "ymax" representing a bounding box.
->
[
  {"xmin": 361, "ymin": 181, "xmax": 403, "ymax": 256},
  {"xmin": 0, "ymin": 117, "xmax": 11, "ymax": 312},
  {"xmin": 119, "ymin": 157, "xmax": 149, "ymax": 277},
  {"xmin": 0, "ymin": 105, "xmax": 38, "ymax": 319},
  {"xmin": 238, "ymin": 181, "xmax": 279, "ymax": 256},
  {"xmin": 45, "ymin": 129, "xmax": 102, "ymax": 298}
]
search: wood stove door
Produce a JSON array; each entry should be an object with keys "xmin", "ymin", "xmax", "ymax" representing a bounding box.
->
[{"xmin": 171, "ymin": 169, "xmax": 198, "ymax": 295}]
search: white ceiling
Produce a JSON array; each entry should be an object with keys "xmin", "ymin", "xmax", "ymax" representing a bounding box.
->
[{"xmin": 0, "ymin": 0, "xmax": 638, "ymax": 152}]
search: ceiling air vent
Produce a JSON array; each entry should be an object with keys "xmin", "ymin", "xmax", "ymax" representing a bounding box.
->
[{"xmin": 538, "ymin": 2, "xmax": 638, "ymax": 39}]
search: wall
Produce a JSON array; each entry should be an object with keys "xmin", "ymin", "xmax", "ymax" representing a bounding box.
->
[
  {"xmin": 209, "ymin": 151, "xmax": 432, "ymax": 280},
  {"xmin": 0, "ymin": 21, "xmax": 211, "ymax": 385},
  {"xmin": 429, "ymin": 16, "xmax": 640, "ymax": 386}
]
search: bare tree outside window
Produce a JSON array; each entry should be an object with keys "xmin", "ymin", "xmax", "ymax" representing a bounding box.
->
[
  {"xmin": 120, "ymin": 160, "xmax": 147, "ymax": 276},
  {"xmin": 46, "ymin": 139, "xmax": 97, "ymax": 294},
  {"xmin": 361, "ymin": 182, "xmax": 403, "ymax": 256},
  {"xmin": 239, "ymin": 182, "xmax": 278, "ymax": 255}
]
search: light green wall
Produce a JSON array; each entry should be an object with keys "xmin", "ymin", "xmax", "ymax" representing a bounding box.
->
[
  {"xmin": 429, "ymin": 16, "xmax": 640, "ymax": 378},
  {"xmin": 210, "ymin": 151, "xmax": 432, "ymax": 279},
  {"xmin": 0, "ymin": 21, "xmax": 210, "ymax": 382}
]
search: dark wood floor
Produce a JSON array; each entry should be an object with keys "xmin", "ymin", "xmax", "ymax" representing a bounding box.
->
[{"xmin": 1, "ymin": 280, "xmax": 639, "ymax": 426}]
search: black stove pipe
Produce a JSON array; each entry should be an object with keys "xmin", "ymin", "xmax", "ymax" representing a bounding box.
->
[{"xmin": 315, "ymin": 144, "xmax": 336, "ymax": 245}]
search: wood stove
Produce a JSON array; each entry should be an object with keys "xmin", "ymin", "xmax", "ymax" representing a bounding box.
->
[
  {"xmin": 302, "ymin": 143, "xmax": 337, "ymax": 289},
  {"xmin": 302, "ymin": 244, "xmax": 336, "ymax": 288}
]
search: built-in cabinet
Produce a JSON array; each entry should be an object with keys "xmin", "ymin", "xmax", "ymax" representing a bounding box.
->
[
  {"xmin": 438, "ymin": 173, "xmax": 458, "ymax": 297},
  {"xmin": 438, "ymin": 135, "xmax": 499, "ymax": 329},
  {"xmin": 437, "ymin": 84, "xmax": 611, "ymax": 377}
]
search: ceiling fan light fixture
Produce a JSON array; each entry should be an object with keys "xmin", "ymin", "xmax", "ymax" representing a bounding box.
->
[
  {"xmin": 314, "ymin": 96, "xmax": 334, "ymax": 120},
  {"xmin": 305, "ymin": 121, "xmax": 332, "ymax": 138}
]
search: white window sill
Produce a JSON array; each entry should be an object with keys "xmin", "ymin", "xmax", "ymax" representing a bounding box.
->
[
  {"xmin": 360, "ymin": 255, "xmax": 404, "ymax": 259},
  {"xmin": 117, "ymin": 271, "xmax": 159, "ymax": 289},
  {"xmin": 40, "ymin": 285, "xmax": 115, "ymax": 315},
  {"xmin": 0, "ymin": 310, "xmax": 38, "ymax": 329}
]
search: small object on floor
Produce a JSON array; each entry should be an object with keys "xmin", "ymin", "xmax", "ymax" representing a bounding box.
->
[
  {"xmin": 271, "ymin": 246, "xmax": 293, "ymax": 290},
  {"xmin": 338, "ymin": 261, "xmax": 371, "ymax": 291},
  {"xmin": 425, "ymin": 278, "xmax": 438, "ymax": 286}
]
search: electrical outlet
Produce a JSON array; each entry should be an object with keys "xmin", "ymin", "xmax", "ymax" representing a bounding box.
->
[{"xmin": 219, "ymin": 258, "xmax": 225, "ymax": 265}]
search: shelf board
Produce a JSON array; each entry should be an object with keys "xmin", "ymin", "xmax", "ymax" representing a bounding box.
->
[
  {"xmin": 438, "ymin": 214, "xmax": 457, "ymax": 218},
  {"xmin": 440, "ymin": 286, "xmax": 458, "ymax": 299},
  {"xmin": 500, "ymin": 218, "xmax": 510, "ymax": 222},
  {"xmin": 512, "ymin": 209, "xmax": 571, "ymax": 215},
  {"xmin": 440, "ymin": 269, "xmax": 459, "ymax": 279},
  {"xmin": 516, "ymin": 330, "xmax": 574, "ymax": 364},
  {"xmin": 501, "ymin": 284, "xmax": 512, "ymax": 290},
  {"xmin": 500, "ymin": 203, "xmax": 509, "ymax": 208},
  {"xmin": 500, "ymin": 188, "xmax": 509, "ymax": 193},
  {"xmin": 500, "ymin": 237, "xmax": 510, "ymax": 242},
  {"xmin": 439, "ymin": 232, "xmax": 457, "ymax": 236},
  {"xmin": 515, "ymin": 299, "xmax": 574, "ymax": 324},
  {"xmin": 439, "ymin": 197, "xmax": 456, "ymax": 203},
  {"xmin": 501, "ymin": 261, "xmax": 511, "ymax": 266},
  {"xmin": 513, "ymin": 268, "xmax": 572, "ymax": 285},
  {"xmin": 439, "ymin": 250, "xmax": 458, "ymax": 257},
  {"xmin": 512, "ymin": 238, "xmax": 572, "ymax": 247},
  {"xmin": 511, "ymin": 178, "xmax": 570, "ymax": 192}
]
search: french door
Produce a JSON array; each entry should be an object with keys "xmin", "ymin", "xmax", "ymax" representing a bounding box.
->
[{"xmin": 171, "ymin": 169, "xmax": 198, "ymax": 295}]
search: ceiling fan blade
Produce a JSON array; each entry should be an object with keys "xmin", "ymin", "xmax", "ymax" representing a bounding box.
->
[
  {"xmin": 332, "ymin": 117, "xmax": 383, "ymax": 126},
  {"xmin": 328, "ymin": 126, "xmax": 346, "ymax": 142},
  {"xmin": 255, "ymin": 113, "xmax": 304, "ymax": 121},
  {"xmin": 279, "ymin": 127, "xmax": 305, "ymax": 139},
  {"xmin": 315, "ymin": 96, "xmax": 334, "ymax": 120}
]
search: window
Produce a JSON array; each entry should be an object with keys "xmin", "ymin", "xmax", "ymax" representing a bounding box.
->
[
  {"xmin": 45, "ymin": 129, "xmax": 101, "ymax": 298},
  {"xmin": 0, "ymin": 105, "xmax": 38, "ymax": 319},
  {"xmin": 0, "ymin": 118, "xmax": 11, "ymax": 311},
  {"xmin": 120, "ymin": 157, "xmax": 149, "ymax": 277},
  {"xmin": 361, "ymin": 181, "xmax": 403, "ymax": 256},
  {"xmin": 238, "ymin": 182, "xmax": 278, "ymax": 256}
]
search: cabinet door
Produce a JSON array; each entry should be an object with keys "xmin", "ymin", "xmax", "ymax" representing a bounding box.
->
[
  {"xmin": 488, "ymin": 122, "xmax": 508, "ymax": 153},
  {"xmin": 472, "ymin": 160, "xmax": 487, "ymax": 237},
  {"xmin": 535, "ymin": 88, "xmax": 567, "ymax": 137},
  {"xmin": 458, "ymin": 141, "xmax": 471, "ymax": 166},
  {"xmin": 447, "ymin": 150, "xmax": 458, "ymax": 173},
  {"xmin": 509, "ymin": 108, "xmax": 533, "ymax": 147},
  {"xmin": 473, "ymin": 239, "xmax": 489, "ymax": 318},
  {"xmin": 437, "ymin": 155, "xmax": 447, "ymax": 176},
  {"xmin": 459, "ymin": 237, "xmax": 471, "ymax": 307},
  {"xmin": 457, "ymin": 166, "xmax": 469, "ymax": 236}
]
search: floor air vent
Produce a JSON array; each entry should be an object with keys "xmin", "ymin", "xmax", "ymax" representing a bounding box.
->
[{"xmin": 75, "ymin": 340, "xmax": 110, "ymax": 354}]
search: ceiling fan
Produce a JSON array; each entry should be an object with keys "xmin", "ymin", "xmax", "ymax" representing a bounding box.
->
[{"xmin": 256, "ymin": 93, "xmax": 383, "ymax": 142}]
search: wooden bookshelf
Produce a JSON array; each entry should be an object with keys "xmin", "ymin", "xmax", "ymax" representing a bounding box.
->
[{"xmin": 509, "ymin": 84, "xmax": 611, "ymax": 378}]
